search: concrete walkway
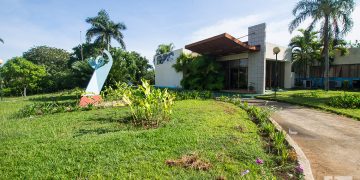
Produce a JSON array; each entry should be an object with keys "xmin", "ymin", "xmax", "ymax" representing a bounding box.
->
[{"xmin": 247, "ymin": 99, "xmax": 360, "ymax": 180}]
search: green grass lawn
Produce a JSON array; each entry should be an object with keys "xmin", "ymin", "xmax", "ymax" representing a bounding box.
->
[
  {"xmin": 0, "ymin": 95, "xmax": 280, "ymax": 179},
  {"xmin": 258, "ymin": 90, "xmax": 360, "ymax": 120}
]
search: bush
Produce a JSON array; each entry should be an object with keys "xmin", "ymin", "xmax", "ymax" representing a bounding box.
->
[
  {"xmin": 16, "ymin": 101, "xmax": 94, "ymax": 118},
  {"xmin": 123, "ymin": 79, "xmax": 175, "ymax": 128},
  {"xmin": 171, "ymin": 90, "xmax": 212, "ymax": 100},
  {"xmin": 101, "ymin": 82, "xmax": 131, "ymax": 101},
  {"xmin": 329, "ymin": 93, "xmax": 360, "ymax": 109}
]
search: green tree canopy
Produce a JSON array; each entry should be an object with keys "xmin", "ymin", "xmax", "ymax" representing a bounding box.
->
[
  {"xmin": 108, "ymin": 48, "xmax": 153, "ymax": 85},
  {"xmin": 23, "ymin": 46, "xmax": 71, "ymax": 92},
  {"xmin": 289, "ymin": 0, "xmax": 355, "ymax": 90},
  {"xmin": 0, "ymin": 57, "xmax": 46, "ymax": 96},
  {"xmin": 86, "ymin": 9, "xmax": 126, "ymax": 50}
]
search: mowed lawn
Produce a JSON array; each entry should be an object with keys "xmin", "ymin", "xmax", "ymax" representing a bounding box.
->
[
  {"xmin": 0, "ymin": 95, "xmax": 278, "ymax": 179},
  {"xmin": 258, "ymin": 90, "xmax": 360, "ymax": 120}
]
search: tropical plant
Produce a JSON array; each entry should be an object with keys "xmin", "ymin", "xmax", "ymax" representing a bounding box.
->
[
  {"xmin": 173, "ymin": 54, "xmax": 224, "ymax": 90},
  {"xmin": 290, "ymin": 29, "xmax": 321, "ymax": 78},
  {"xmin": 289, "ymin": 0, "xmax": 355, "ymax": 90},
  {"xmin": 86, "ymin": 9, "xmax": 126, "ymax": 50},
  {"xmin": 329, "ymin": 93, "xmax": 360, "ymax": 108},
  {"xmin": 123, "ymin": 79, "xmax": 175, "ymax": 128},
  {"xmin": 0, "ymin": 57, "xmax": 46, "ymax": 96},
  {"xmin": 101, "ymin": 81, "xmax": 130, "ymax": 101}
]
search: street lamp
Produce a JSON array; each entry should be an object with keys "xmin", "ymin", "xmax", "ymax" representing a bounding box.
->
[{"xmin": 273, "ymin": 47, "xmax": 281, "ymax": 98}]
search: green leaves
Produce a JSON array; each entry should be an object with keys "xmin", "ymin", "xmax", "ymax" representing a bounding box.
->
[
  {"xmin": 173, "ymin": 54, "xmax": 224, "ymax": 91},
  {"xmin": 123, "ymin": 79, "xmax": 175, "ymax": 128},
  {"xmin": 0, "ymin": 57, "xmax": 46, "ymax": 96}
]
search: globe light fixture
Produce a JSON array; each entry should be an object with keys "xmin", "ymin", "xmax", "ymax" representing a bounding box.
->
[{"xmin": 273, "ymin": 47, "xmax": 281, "ymax": 98}]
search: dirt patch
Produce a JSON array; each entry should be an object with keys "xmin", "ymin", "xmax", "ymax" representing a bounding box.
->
[
  {"xmin": 217, "ymin": 101, "xmax": 237, "ymax": 115},
  {"xmin": 234, "ymin": 125, "xmax": 246, "ymax": 132},
  {"xmin": 165, "ymin": 154, "xmax": 211, "ymax": 171}
]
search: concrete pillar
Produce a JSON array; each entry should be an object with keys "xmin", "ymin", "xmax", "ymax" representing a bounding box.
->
[{"xmin": 248, "ymin": 23, "xmax": 266, "ymax": 94}]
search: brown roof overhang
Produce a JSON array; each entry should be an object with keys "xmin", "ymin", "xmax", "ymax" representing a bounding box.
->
[{"xmin": 185, "ymin": 33, "xmax": 260, "ymax": 56}]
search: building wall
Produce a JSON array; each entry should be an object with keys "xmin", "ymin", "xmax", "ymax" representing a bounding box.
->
[
  {"xmin": 248, "ymin": 23, "xmax": 267, "ymax": 94},
  {"xmin": 154, "ymin": 49, "xmax": 189, "ymax": 88},
  {"xmin": 333, "ymin": 48, "xmax": 360, "ymax": 65},
  {"xmin": 265, "ymin": 43, "xmax": 294, "ymax": 89},
  {"xmin": 217, "ymin": 53, "xmax": 248, "ymax": 61}
]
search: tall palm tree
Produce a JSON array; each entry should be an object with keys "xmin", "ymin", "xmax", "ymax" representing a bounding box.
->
[
  {"xmin": 86, "ymin": 10, "xmax": 126, "ymax": 51},
  {"xmin": 290, "ymin": 29, "xmax": 321, "ymax": 78},
  {"xmin": 289, "ymin": 0, "xmax": 355, "ymax": 90}
]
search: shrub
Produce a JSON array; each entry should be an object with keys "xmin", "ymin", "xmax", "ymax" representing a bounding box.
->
[
  {"xmin": 101, "ymin": 82, "xmax": 131, "ymax": 101},
  {"xmin": 123, "ymin": 79, "xmax": 175, "ymax": 128},
  {"xmin": 16, "ymin": 101, "xmax": 77, "ymax": 118},
  {"xmin": 329, "ymin": 93, "xmax": 360, "ymax": 109},
  {"xmin": 171, "ymin": 90, "xmax": 212, "ymax": 100}
]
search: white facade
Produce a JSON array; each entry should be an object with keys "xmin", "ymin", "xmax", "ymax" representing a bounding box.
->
[
  {"xmin": 154, "ymin": 23, "xmax": 294, "ymax": 94},
  {"xmin": 154, "ymin": 49, "xmax": 190, "ymax": 88}
]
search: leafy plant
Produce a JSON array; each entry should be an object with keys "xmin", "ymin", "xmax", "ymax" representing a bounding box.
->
[
  {"xmin": 123, "ymin": 79, "xmax": 175, "ymax": 128},
  {"xmin": 329, "ymin": 93, "xmax": 360, "ymax": 109},
  {"xmin": 173, "ymin": 53, "xmax": 224, "ymax": 90},
  {"xmin": 171, "ymin": 90, "xmax": 212, "ymax": 100},
  {"xmin": 102, "ymin": 82, "xmax": 130, "ymax": 101}
]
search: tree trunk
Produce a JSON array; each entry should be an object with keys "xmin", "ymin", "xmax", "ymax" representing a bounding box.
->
[
  {"xmin": 23, "ymin": 87, "xmax": 27, "ymax": 97},
  {"xmin": 323, "ymin": 15, "xmax": 330, "ymax": 91}
]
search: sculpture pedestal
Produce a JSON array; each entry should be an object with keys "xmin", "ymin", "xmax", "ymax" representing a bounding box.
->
[{"xmin": 79, "ymin": 95, "xmax": 102, "ymax": 107}]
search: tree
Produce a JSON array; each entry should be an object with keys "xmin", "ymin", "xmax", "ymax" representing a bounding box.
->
[
  {"xmin": 86, "ymin": 9, "xmax": 126, "ymax": 50},
  {"xmin": 0, "ymin": 57, "xmax": 46, "ymax": 96},
  {"xmin": 107, "ymin": 48, "xmax": 153, "ymax": 86},
  {"xmin": 23, "ymin": 46, "xmax": 71, "ymax": 92},
  {"xmin": 289, "ymin": 0, "xmax": 355, "ymax": 90},
  {"xmin": 154, "ymin": 43, "xmax": 175, "ymax": 64},
  {"xmin": 289, "ymin": 29, "xmax": 321, "ymax": 78}
]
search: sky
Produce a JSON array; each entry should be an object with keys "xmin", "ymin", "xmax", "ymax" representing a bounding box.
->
[{"xmin": 0, "ymin": 0, "xmax": 359, "ymax": 65}]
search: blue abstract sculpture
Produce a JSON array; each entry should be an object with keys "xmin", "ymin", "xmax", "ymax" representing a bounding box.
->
[{"xmin": 85, "ymin": 50, "xmax": 113, "ymax": 95}]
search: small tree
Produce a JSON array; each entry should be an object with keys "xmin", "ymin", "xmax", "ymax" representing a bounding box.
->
[
  {"xmin": 23, "ymin": 46, "xmax": 71, "ymax": 92},
  {"xmin": 1, "ymin": 57, "xmax": 46, "ymax": 96}
]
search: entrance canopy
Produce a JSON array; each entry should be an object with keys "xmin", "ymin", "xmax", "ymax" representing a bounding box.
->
[{"xmin": 185, "ymin": 33, "xmax": 260, "ymax": 56}]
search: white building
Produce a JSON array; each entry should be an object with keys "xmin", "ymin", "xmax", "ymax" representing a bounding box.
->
[{"xmin": 154, "ymin": 23, "xmax": 360, "ymax": 93}]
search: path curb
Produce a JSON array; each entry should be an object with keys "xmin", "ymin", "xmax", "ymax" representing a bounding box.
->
[{"xmin": 269, "ymin": 117, "xmax": 314, "ymax": 180}]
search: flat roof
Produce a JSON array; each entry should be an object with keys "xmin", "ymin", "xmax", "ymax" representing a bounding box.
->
[{"xmin": 185, "ymin": 33, "xmax": 260, "ymax": 56}]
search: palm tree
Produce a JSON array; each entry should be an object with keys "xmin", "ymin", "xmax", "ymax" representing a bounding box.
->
[
  {"xmin": 289, "ymin": 0, "xmax": 355, "ymax": 90},
  {"xmin": 86, "ymin": 10, "xmax": 126, "ymax": 51},
  {"xmin": 290, "ymin": 29, "xmax": 321, "ymax": 78}
]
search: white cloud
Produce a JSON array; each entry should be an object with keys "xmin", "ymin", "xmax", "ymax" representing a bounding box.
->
[{"xmin": 188, "ymin": 4, "xmax": 360, "ymax": 47}]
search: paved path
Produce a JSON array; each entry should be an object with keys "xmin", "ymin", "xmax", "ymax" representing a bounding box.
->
[{"xmin": 246, "ymin": 99, "xmax": 360, "ymax": 180}]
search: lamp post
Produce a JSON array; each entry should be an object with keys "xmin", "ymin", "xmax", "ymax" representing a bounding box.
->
[
  {"xmin": 273, "ymin": 47, "xmax": 281, "ymax": 98},
  {"xmin": 0, "ymin": 58, "xmax": 3, "ymax": 101}
]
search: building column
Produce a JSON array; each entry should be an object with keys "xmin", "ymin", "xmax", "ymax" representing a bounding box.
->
[{"xmin": 248, "ymin": 23, "xmax": 266, "ymax": 94}]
